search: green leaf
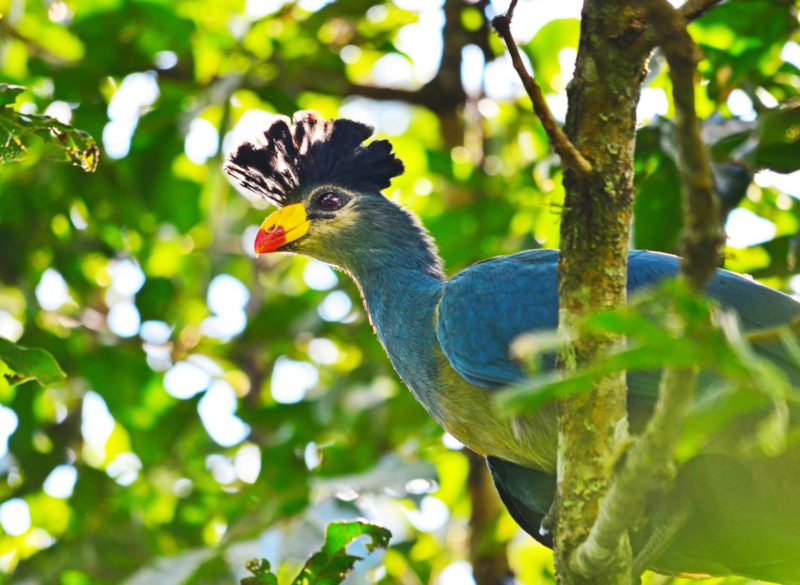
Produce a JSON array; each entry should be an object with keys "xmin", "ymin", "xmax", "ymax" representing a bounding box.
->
[
  {"xmin": 0, "ymin": 84, "xmax": 25, "ymax": 107},
  {"xmin": 240, "ymin": 522, "xmax": 391, "ymax": 585},
  {"xmin": 0, "ymin": 92, "xmax": 100, "ymax": 172},
  {"xmin": 241, "ymin": 559, "xmax": 279, "ymax": 585},
  {"xmin": 291, "ymin": 521, "xmax": 391, "ymax": 585},
  {"xmin": 496, "ymin": 281, "xmax": 789, "ymax": 416},
  {"xmin": 0, "ymin": 337, "xmax": 66, "ymax": 388}
]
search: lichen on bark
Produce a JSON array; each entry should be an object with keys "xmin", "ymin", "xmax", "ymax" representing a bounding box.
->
[{"xmin": 555, "ymin": 2, "xmax": 651, "ymax": 583}]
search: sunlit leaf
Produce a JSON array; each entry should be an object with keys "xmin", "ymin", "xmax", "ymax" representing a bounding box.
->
[
  {"xmin": 0, "ymin": 87, "xmax": 99, "ymax": 172},
  {"xmin": 0, "ymin": 336, "xmax": 66, "ymax": 387},
  {"xmin": 290, "ymin": 521, "xmax": 391, "ymax": 585},
  {"xmin": 524, "ymin": 19, "xmax": 580, "ymax": 95},
  {"xmin": 240, "ymin": 522, "xmax": 391, "ymax": 585}
]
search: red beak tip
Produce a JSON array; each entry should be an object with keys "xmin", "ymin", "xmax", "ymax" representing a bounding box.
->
[
  {"xmin": 254, "ymin": 226, "xmax": 287, "ymax": 254},
  {"xmin": 254, "ymin": 228, "xmax": 269, "ymax": 254}
]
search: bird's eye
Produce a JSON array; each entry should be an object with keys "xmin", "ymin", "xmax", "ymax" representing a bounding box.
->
[{"xmin": 316, "ymin": 191, "xmax": 347, "ymax": 211}]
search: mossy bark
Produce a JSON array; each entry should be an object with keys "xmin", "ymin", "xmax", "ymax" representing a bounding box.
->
[{"xmin": 555, "ymin": 3, "xmax": 651, "ymax": 583}]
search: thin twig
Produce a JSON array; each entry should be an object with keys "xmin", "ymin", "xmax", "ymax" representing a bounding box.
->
[
  {"xmin": 491, "ymin": 1, "xmax": 593, "ymax": 179},
  {"xmin": 571, "ymin": 0, "xmax": 723, "ymax": 575},
  {"xmin": 679, "ymin": 0, "xmax": 726, "ymax": 22},
  {"xmin": 745, "ymin": 314, "xmax": 800, "ymax": 345}
]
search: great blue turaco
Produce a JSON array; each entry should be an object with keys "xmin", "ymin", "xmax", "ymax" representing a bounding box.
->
[{"xmin": 224, "ymin": 111, "xmax": 800, "ymax": 583}]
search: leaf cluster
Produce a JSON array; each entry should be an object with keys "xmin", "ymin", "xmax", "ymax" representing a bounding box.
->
[{"xmin": 1, "ymin": 84, "xmax": 98, "ymax": 172}]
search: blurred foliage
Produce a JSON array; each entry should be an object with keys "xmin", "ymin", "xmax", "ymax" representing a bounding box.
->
[{"xmin": 0, "ymin": 0, "xmax": 799, "ymax": 584}]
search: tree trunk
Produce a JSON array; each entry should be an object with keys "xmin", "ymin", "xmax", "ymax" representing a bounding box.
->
[{"xmin": 555, "ymin": 2, "xmax": 651, "ymax": 583}]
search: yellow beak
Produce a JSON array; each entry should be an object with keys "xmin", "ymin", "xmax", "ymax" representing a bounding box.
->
[{"xmin": 254, "ymin": 203, "xmax": 310, "ymax": 254}]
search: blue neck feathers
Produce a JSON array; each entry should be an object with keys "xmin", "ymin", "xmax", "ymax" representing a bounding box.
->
[{"xmin": 341, "ymin": 199, "xmax": 446, "ymax": 412}]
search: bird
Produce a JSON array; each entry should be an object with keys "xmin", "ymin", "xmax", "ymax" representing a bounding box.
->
[{"xmin": 224, "ymin": 110, "xmax": 800, "ymax": 583}]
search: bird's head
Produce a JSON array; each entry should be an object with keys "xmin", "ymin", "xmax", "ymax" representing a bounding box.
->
[{"xmin": 223, "ymin": 111, "xmax": 407, "ymax": 269}]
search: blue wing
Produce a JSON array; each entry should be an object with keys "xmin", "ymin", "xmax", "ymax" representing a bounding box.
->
[
  {"xmin": 436, "ymin": 249, "xmax": 560, "ymax": 388},
  {"xmin": 436, "ymin": 249, "xmax": 800, "ymax": 392}
]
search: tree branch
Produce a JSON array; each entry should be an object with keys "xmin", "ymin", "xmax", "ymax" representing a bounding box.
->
[
  {"xmin": 240, "ymin": 1, "xmax": 478, "ymax": 117},
  {"xmin": 571, "ymin": 0, "xmax": 722, "ymax": 575},
  {"xmin": 0, "ymin": 21, "xmax": 71, "ymax": 64},
  {"xmin": 679, "ymin": 0, "xmax": 726, "ymax": 22},
  {"xmin": 745, "ymin": 314, "xmax": 800, "ymax": 344},
  {"xmin": 650, "ymin": 0, "xmax": 724, "ymax": 290},
  {"xmin": 344, "ymin": 83, "xmax": 448, "ymax": 110},
  {"xmin": 491, "ymin": 0, "xmax": 593, "ymax": 180}
]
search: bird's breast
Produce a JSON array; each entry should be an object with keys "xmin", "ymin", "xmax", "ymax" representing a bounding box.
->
[{"xmin": 426, "ymin": 352, "xmax": 558, "ymax": 473}]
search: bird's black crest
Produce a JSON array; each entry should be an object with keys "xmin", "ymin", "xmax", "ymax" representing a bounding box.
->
[{"xmin": 224, "ymin": 110, "xmax": 405, "ymax": 206}]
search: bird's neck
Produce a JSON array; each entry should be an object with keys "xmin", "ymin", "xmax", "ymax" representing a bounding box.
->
[
  {"xmin": 353, "ymin": 265, "xmax": 444, "ymax": 337},
  {"xmin": 342, "ymin": 198, "xmax": 446, "ymax": 298},
  {"xmin": 353, "ymin": 265, "xmax": 445, "ymax": 414},
  {"xmin": 346, "ymin": 199, "xmax": 445, "ymax": 283},
  {"xmin": 341, "ymin": 203, "xmax": 447, "ymax": 410},
  {"xmin": 346, "ymin": 217, "xmax": 446, "ymax": 345}
]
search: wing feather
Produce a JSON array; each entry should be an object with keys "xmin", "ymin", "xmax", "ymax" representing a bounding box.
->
[{"xmin": 436, "ymin": 249, "xmax": 800, "ymax": 392}]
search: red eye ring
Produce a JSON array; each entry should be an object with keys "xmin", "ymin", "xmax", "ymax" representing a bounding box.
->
[{"xmin": 317, "ymin": 191, "xmax": 346, "ymax": 211}]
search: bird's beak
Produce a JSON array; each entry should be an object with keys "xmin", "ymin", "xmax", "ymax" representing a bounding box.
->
[{"xmin": 254, "ymin": 203, "xmax": 311, "ymax": 254}]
